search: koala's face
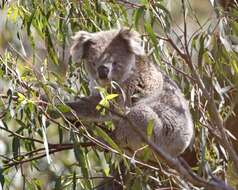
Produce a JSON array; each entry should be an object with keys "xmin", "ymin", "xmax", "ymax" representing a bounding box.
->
[{"xmin": 70, "ymin": 28, "xmax": 144, "ymax": 86}]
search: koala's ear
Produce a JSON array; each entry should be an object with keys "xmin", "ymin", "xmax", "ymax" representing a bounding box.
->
[
  {"xmin": 70, "ymin": 31, "xmax": 93, "ymax": 62},
  {"xmin": 118, "ymin": 28, "xmax": 145, "ymax": 56}
]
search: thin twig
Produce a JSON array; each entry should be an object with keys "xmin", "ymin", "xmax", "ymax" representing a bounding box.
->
[
  {"xmin": 161, "ymin": 58, "xmax": 196, "ymax": 82},
  {"xmin": 4, "ymin": 144, "xmax": 74, "ymax": 169},
  {"xmin": 110, "ymin": 0, "xmax": 143, "ymax": 8}
]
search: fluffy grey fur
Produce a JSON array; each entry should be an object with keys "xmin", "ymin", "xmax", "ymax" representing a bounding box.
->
[{"xmin": 68, "ymin": 28, "xmax": 194, "ymax": 157}]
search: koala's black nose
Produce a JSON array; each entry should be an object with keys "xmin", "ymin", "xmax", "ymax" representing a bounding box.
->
[{"xmin": 97, "ymin": 65, "xmax": 109, "ymax": 79}]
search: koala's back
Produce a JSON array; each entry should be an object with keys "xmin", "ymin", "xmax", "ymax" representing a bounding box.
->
[{"xmin": 114, "ymin": 57, "xmax": 194, "ymax": 157}]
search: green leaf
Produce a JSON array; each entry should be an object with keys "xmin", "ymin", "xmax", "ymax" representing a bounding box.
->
[
  {"xmin": 17, "ymin": 92, "xmax": 25, "ymax": 102},
  {"xmin": 7, "ymin": 5, "xmax": 19, "ymax": 22},
  {"xmin": 0, "ymin": 167, "xmax": 5, "ymax": 189},
  {"xmin": 27, "ymin": 9, "xmax": 36, "ymax": 35},
  {"xmin": 16, "ymin": 119, "xmax": 27, "ymax": 129},
  {"xmin": 231, "ymin": 59, "xmax": 238, "ymax": 74},
  {"xmin": 131, "ymin": 178, "xmax": 142, "ymax": 190},
  {"xmin": 94, "ymin": 127, "xmax": 122, "ymax": 154},
  {"xmin": 146, "ymin": 119, "xmax": 154, "ymax": 138},
  {"xmin": 98, "ymin": 151, "xmax": 110, "ymax": 176},
  {"xmin": 96, "ymin": 98, "xmax": 109, "ymax": 110},
  {"xmin": 105, "ymin": 93, "xmax": 118, "ymax": 100},
  {"xmin": 134, "ymin": 7, "xmax": 145, "ymax": 28},
  {"xmin": 227, "ymin": 161, "xmax": 238, "ymax": 189},
  {"xmin": 154, "ymin": 2, "xmax": 171, "ymax": 20},
  {"xmin": 12, "ymin": 136, "xmax": 20, "ymax": 159},
  {"xmin": 96, "ymin": 93, "xmax": 118, "ymax": 110},
  {"xmin": 54, "ymin": 176, "xmax": 62, "ymax": 190},
  {"xmin": 72, "ymin": 171, "xmax": 76, "ymax": 190},
  {"xmin": 144, "ymin": 22, "xmax": 157, "ymax": 46},
  {"xmin": 141, "ymin": 147, "xmax": 152, "ymax": 161},
  {"xmin": 139, "ymin": 0, "xmax": 149, "ymax": 6},
  {"xmin": 57, "ymin": 104, "xmax": 71, "ymax": 113},
  {"xmin": 58, "ymin": 126, "xmax": 63, "ymax": 144},
  {"xmin": 74, "ymin": 143, "xmax": 87, "ymax": 170},
  {"xmin": 45, "ymin": 27, "xmax": 59, "ymax": 65},
  {"xmin": 73, "ymin": 143, "xmax": 92, "ymax": 189}
]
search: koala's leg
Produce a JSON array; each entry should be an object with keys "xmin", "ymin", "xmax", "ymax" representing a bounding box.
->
[
  {"xmin": 115, "ymin": 104, "xmax": 192, "ymax": 157},
  {"xmin": 64, "ymin": 95, "xmax": 117, "ymax": 122},
  {"xmin": 114, "ymin": 105, "xmax": 164, "ymax": 152}
]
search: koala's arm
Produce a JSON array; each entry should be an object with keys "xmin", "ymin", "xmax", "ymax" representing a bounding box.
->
[{"xmin": 63, "ymin": 95, "xmax": 118, "ymax": 122}]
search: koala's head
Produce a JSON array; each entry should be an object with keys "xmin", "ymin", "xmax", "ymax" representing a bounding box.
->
[{"xmin": 70, "ymin": 28, "xmax": 144, "ymax": 86}]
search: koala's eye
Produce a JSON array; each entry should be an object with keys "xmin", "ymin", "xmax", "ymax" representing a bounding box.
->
[{"xmin": 112, "ymin": 61, "xmax": 122, "ymax": 70}]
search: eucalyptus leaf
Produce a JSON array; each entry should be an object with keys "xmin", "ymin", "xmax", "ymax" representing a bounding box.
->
[
  {"xmin": 94, "ymin": 127, "xmax": 122, "ymax": 154},
  {"xmin": 0, "ymin": 167, "xmax": 5, "ymax": 189}
]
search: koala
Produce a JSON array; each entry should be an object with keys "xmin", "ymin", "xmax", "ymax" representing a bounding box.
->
[{"xmin": 67, "ymin": 28, "xmax": 194, "ymax": 158}]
